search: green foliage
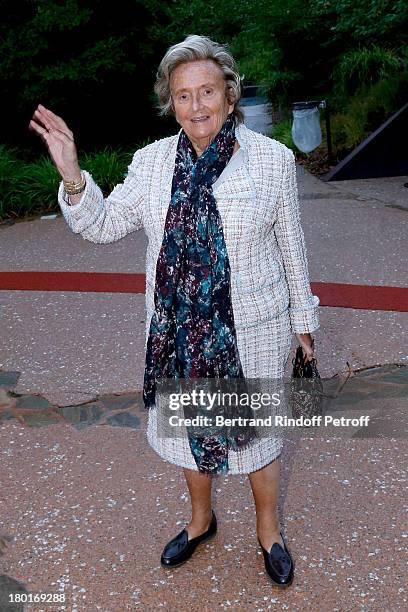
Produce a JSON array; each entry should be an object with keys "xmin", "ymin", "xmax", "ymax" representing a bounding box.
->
[
  {"xmin": 81, "ymin": 148, "xmax": 134, "ymax": 194},
  {"xmin": 147, "ymin": 0, "xmax": 407, "ymax": 108},
  {"xmin": 0, "ymin": 144, "xmax": 147, "ymax": 222},
  {"xmin": 3, "ymin": 0, "xmax": 151, "ymax": 99},
  {"xmin": 0, "ymin": 0, "xmax": 167, "ymax": 148},
  {"xmin": 147, "ymin": 0, "xmax": 407, "ymax": 158},
  {"xmin": 14, "ymin": 158, "xmax": 61, "ymax": 216},
  {"xmin": 333, "ymin": 46, "xmax": 404, "ymax": 100},
  {"xmin": 0, "ymin": 146, "xmax": 25, "ymax": 218},
  {"xmin": 1, "ymin": 0, "xmax": 407, "ymax": 182},
  {"xmin": 0, "ymin": 0, "xmax": 94, "ymax": 103},
  {"xmin": 313, "ymin": 0, "xmax": 408, "ymax": 43},
  {"xmin": 331, "ymin": 75, "xmax": 406, "ymax": 152},
  {"xmin": 331, "ymin": 109, "xmax": 368, "ymax": 152},
  {"xmin": 0, "ymin": 151, "xmax": 63, "ymax": 219},
  {"xmin": 269, "ymin": 119, "xmax": 295, "ymax": 152}
]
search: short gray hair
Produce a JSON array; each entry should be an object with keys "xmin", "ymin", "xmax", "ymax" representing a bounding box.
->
[{"xmin": 154, "ymin": 35, "xmax": 244, "ymax": 125}]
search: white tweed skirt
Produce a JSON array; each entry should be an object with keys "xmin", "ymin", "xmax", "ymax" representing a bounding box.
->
[{"xmin": 146, "ymin": 308, "xmax": 292, "ymax": 475}]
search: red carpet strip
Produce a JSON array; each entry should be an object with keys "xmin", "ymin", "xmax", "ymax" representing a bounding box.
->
[{"xmin": 0, "ymin": 272, "xmax": 407, "ymax": 312}]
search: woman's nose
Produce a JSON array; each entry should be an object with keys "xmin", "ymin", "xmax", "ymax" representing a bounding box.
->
[{"xmin": 191, "ymin": 93, "xmax": 203, "ymax": 112}]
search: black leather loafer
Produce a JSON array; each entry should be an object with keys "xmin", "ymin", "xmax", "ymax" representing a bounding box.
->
[
  {"xmin": 258, "ymin": 530, "xmax": 294, "ymax": 587},
  {"xmin": 161, "ymin": 510, "xmax": 217, "ymax": 568}
]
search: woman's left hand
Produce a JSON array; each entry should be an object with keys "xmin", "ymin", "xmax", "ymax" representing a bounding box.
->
[{"xmin": 295, "ymin": 333, "xmax": 315, "ymax": 362}]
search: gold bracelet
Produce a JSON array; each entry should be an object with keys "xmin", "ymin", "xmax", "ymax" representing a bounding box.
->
[
  {"xmin": 66, "ymin": 182, "xmax": 86, "ymax": 195},
  {"xmin": 63, "ymin": 174, "xmax": 84, "ymax": 189},
  {"xmin": 63, "ymin": 173, "xmax": 86, "ymax": 195}
]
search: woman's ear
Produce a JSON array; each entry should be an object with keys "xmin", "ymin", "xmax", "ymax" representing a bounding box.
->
[{"xmin": 226, "ymin": 86, "xmax": 236, "ymax": 114}]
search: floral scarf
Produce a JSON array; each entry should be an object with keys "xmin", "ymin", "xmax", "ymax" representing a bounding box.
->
[{"xmin": 143, "ymin": 112, "xmax": 257, "ymax": 475}]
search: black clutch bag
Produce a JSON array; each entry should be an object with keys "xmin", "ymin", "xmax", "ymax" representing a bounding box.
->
[{"xmin": 290, "ymin": 339, "xmax": 324, "ymax": 421}]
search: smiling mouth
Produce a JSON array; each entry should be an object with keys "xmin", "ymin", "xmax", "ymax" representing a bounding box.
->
[{"xmin": 191, "ymin": 116, "xmax": 210, "ymax": 123}]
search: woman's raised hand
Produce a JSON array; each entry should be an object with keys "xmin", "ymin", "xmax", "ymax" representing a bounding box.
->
[{"xmin": 29, "ymin": 104, "xmax": 81, "ymax": 181}]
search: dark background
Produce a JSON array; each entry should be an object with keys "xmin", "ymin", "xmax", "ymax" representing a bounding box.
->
[{"xmin": 1, "ymin": 0, "xmax": 407, "ymax": 159}]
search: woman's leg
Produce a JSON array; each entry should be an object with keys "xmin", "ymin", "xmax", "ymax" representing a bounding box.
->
[
  {"xmin": 183, "ymin": 467, "xmax": 213, "ymax": 540},
  {"xmin": 248, "ymin": 456, "xmax": 284, "ymax": 550}
]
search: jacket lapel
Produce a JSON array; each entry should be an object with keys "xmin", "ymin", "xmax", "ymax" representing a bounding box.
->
[{"xmin": 212, "ymin": 123, "xmax": 255, "ymax": 200}]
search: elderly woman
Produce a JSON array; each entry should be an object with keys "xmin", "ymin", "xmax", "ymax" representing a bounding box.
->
[{"xmin": 29, "ymin": 34, "xmax": 319, "ymax": 588}]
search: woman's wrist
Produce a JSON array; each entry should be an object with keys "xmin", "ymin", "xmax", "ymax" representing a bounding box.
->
[
  {"xmin": 296, "ymin": 332, "xmax": 313, "ymax": 343},
  {"xmin": 60, "ymin": 164, "xmax": 82, "ymax": 183}
]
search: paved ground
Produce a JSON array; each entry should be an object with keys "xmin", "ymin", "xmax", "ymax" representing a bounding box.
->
[{"xmin": 0, "ymin": 168, "xmax": 407, "ymax": 611}]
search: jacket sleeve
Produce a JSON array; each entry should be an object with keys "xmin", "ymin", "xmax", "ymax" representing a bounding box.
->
[
  {"xmin": 57, "ymin": 148, "xmax": 145, "ymax": 243},
  {"xmin": 273, "ymin": 147, "xmax": 320, "ymax": 334}
]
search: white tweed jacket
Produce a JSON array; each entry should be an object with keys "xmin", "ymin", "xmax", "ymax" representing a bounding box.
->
[{"xmin": 58, "ymin": 122, "xmax": 319, "ymax": 342}]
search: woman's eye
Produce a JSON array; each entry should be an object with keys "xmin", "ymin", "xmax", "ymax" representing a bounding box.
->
[{"xmin": 204, "ymin": 89, "xmax": 213, "ymax": 95}]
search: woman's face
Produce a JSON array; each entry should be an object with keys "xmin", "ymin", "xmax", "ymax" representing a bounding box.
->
[{"xmin": 170, "ymin": 59, "xmax": 235, "ymax": 155}]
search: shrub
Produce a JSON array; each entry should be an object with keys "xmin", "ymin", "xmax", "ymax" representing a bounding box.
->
[
  {"xmin": 0, "ymin": 143, "xmax": 150, "ymax": 221},
  {"xmin": 0, "ymin": 145, "xmax": 26, "ymax": 219},
  {"xmin": 14, "ymin": 157, "xmax": 61, "ymax": 217},
  {"xmin": 270, "ymin": 118, "xmax": 296, "ymax": 151},
  {"xmin": 81, "ymin": 147, "xmax": 134, "ymax": 194},
  {"xmin": 332, "ymin": 46, "xmax": 403, "ymax": 102},
  {"xmin": 330, "ymin": 72, "xmax": 407, "ymax": 154}
]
